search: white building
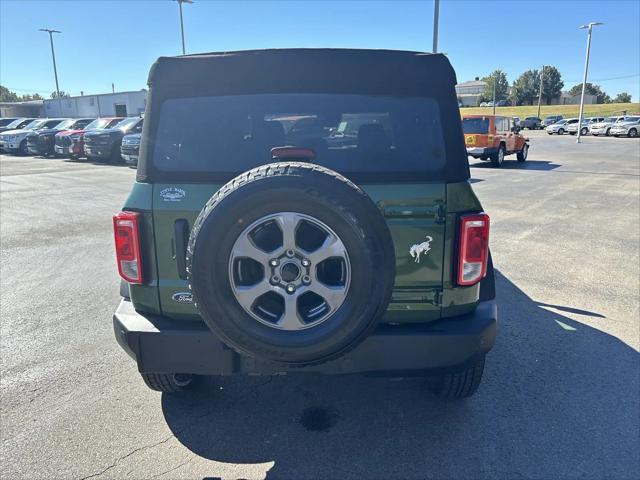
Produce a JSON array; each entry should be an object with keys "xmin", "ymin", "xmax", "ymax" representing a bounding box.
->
[
  {"xmin": 455, "ymin": 80, "xmax": 487, "ymax": 107},
  {"xmin": 43, "ymin": 90, "xmax": 147, "ymax": 118}
]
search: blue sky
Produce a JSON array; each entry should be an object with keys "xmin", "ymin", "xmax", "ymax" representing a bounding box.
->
[{"xmin": 1, "ymin": 0, "xmax": 639, "ymax": 101}]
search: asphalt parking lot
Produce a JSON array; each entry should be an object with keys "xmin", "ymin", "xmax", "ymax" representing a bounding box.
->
[{"xmin": 1, "ymin": 133, "xmax": 639, "ymax": 480}]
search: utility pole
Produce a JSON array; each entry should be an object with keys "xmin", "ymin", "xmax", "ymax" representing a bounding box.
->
[
  {"xmin": 492, "ymin": 73, "xmax": 496, "ymax": 115},
  {"xmin": 432, "ymin": 0, "xmax": 440, "ymax": 53},
  {"xmin": 577, "ymin": 22, "xmax": 603, "ymax": 143},
  {"xmin": 537, "ymin": 65, "xmax": 545, "ymax": 119},
  {"xmin": 39, "ymin": 29, "xmax": 61, "ymax": 98},
  {"xmin": 175, "ymin": 0, "xmax": 193, "ymax": 55},
  {"xmin": 112, "ymin": 83, "xmax": 115, "ymax": 94}
]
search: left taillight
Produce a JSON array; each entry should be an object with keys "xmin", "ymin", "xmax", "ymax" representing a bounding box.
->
[
  {"xmin": 113, "ymin": 211, "xmax": 143, "ymax": 284},
  {"xmin": 457, "ymin": 213, "xmax": 490, "ymax": 286}
]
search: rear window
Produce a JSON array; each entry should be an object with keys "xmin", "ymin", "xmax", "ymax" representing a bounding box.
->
[
  {"xmin": 152, "ymin": 94, "xmax": 446, "ymax": 175},
  {"xmin": 462, "ymin": 117, "xmax": 489, "ymax": 134}
]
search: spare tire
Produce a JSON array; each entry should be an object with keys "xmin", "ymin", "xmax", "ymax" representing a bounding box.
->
[{"xmin": 186, "ymin": 162, "xmax": 395, "ymax": 365}]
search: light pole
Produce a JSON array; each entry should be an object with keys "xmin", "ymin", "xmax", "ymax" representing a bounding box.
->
[
  {"xmin": 175, "ymin": 0, "xmax": 193, "ymax": 55},
  {"xmin": 576, "ymin": 21, "xmax": 603, "ymax": 143},
  {"xmin": 432, "ymin": 0, "xmax": 440, "ymax": 53},
  {"xmin": 39, "ymin": 29, "xmax": 61, "ymax": 98},
  {"xmin": 492, "ymin": 73, "xmax": 496, "ymax": 115},
  {"xmin": 537, "ymin": 65, "xmax": 545, "ymax": 119}
]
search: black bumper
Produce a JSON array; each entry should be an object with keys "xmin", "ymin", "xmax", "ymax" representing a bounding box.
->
[
  {"xmin": 84, "ymin": 145, "xmax": 112, "ymax": 159},
  {"xmin": 114, "ymin": 299, "xmax": 497, "ymax": 376}
]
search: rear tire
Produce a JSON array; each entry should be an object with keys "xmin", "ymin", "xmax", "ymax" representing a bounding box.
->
[
  {"xmin": 19, "ymin": 139, "xmax": 28, "ymax": 155},
  {"xmin": 605, "ymin": 128, "xmax": 611, "ymax": 136},
  {"xmin": 141, "ymin": 373, "xmax": 196, "ymax": 393},
  {"xmin": 516, "ymin": 143, "xmax": 528, "ymax": 162},
  {"xmin": 490, "ymin": 144, "xmax": 505, "ymax": 167},
  {"xmin": 580, "ymin": 127, "xmax": 589, "ymax": 136},
  {"xmin": 557, "ymin": 128, "xmax": 565, "ymax": 135},
  {"xmin": 427, "ymin": 356, "xmax": 486, "ymax": 399},
  {"xmin": 628, "ymin": 128, "xmax": 637, "ymax": 138}
]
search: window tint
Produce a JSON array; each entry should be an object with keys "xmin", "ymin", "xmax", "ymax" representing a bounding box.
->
[
  {"xmin": 153, "ymin": 94, "xmax": 446, "ymax": 175},
  {"xmin": 462, "ymin": 117, "xmax": 489, "ymax": 134}
]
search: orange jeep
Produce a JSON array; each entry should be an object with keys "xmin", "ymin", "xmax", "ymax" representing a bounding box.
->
[{"xmin": 462, "ymin": 115, "xmax": 529, "ymax": 167}]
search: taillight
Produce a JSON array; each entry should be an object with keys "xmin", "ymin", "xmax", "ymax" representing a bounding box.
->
[
  {"xmin": 457, "ymin": 213, "xmax": 490, "ymax": 286},
  {"xmin": 113, "ymin": 211, "xmax": 143, "ymax": 284}
]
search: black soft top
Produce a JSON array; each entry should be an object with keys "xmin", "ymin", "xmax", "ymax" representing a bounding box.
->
[{"xmin": 138, "ymin": 48, "xmax": 469, "ymax": 183}]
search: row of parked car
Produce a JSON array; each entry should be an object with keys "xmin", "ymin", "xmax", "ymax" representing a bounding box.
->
[
  {"xmin": 544, "ymin": 115, "xmax": 640, "ymax": 137},
  {"xmin": 0, "ymin": 116, "xmax": 142, "ymax": 166},
  {"xmin": 510, "ymin": 114, "xmax": 640, "ymax": 137}
]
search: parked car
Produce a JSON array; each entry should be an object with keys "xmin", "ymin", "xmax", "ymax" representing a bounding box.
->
[
  {"xmin": 589, "ymin": 116, "xmax": 628, "ymax": 136},
  {"xmin": 566, "ymin": 117, "xmax": 605, "ymax": 136},
  {"xmin": 113, "ymin": 49, "xmax": 496, "ymax": 398},
  {"xmin": 0, "ymin": 117, "xmax": 19, "ymax": 128},
  {"xmin": 0, "ymin": 118, "xmax": 66, "ymax": 155},
  {"xmin": 609, "ymin": 116, "xmax": 640, "ymax": 137},
  {"xmin": 55, "ymin": 117, "xmax": 124, "ymax": 159},
  {"xmin": 542, "ymin": 115, "xmax": 563, "ymax": 127},
  {"xmin": 520, "ymin": 117, "xmax": 542, "ymax": 129},
  {"xmin": 0, "ymin": 117, "xmax": 36, "ymax": 135},
  {"xmin": 27, "ymin": 118, "xmax": 94, "ymax": 157},
  {"xmin": 83, "ymin": 117, "xmax": 143, "ymax": 163},
  {"xmin": 463, "ymin": 114, "xmax": 529, "ymax": 167},
  {"xmin": 120, "ymin": 132, "xmax": 141, "ymax": 167},
  {"xmin": 495, "ymin": 99, "xmax": 511, "ymax": 107},
  {"xmin": 546, "ymin": 118, "xmax": 578, "ymax": 135}
]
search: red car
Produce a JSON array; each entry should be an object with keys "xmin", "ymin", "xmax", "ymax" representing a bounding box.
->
[{"xmin": 54, "ymin": 117, "xmax": 123, "ymax": 159}]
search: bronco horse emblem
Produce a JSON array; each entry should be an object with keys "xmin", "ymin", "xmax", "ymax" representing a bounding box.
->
[{"xmin": 409, "ymin": 236, "xmax": 433, "ymax": 263}]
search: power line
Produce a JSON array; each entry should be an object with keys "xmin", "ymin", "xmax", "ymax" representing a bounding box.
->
[{"xmin": 566, "ymin": 73, "xmax": 639, "ymax": 83}]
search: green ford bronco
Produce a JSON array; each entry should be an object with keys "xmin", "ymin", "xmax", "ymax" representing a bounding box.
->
[{"xmin": 113, "ymin": 49, "xmax": 496, "ymax": 398}]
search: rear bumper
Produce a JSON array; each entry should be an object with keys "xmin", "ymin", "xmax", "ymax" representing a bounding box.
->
[
  {"xmin": 466, "ymin": 146, "xmax": 497, "ymax": 158},
  {"xmin": 113, "ymin": 299, "xmax": 497, "ymax": 376}
]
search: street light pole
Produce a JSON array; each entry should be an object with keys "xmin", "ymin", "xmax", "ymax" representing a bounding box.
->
[
  {"xmin": 432, "ymin": 0, "xmax": 440, "ymax": 54},
  {"xmin": 39, "ymin": 28, "xmax": 61, "ymax": 98},
  {"xmin": 537, "ymin": 65, "xmax": 545, "ymax": 119},
  {"xmin": 175, "ymin": 0, "xmax": 193, "ymax": 55},
  {"xmin": 577, "ymin": 22, "xmax": 603, "ymax": 143},
  {"xmin": 492, "ymin": 73, "xmax": 496, "ymax": 115}
]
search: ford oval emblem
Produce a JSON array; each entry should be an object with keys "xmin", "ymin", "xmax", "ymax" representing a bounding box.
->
[{"xmin": 172, "ymin": 292, "xmax": 193, "ymax": 304}]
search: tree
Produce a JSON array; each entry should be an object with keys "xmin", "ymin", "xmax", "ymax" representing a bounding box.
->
[
  {"xmin": 479, "ymin": 70, "xmax": 509, "ymax": 103},
  {"xmin": 21, "ymin": 93, "xmax": 43, "ymax": 101},
  {"xmin": 50, "ymin": 90, "xmax": 70, "ymax": 99},
  {"xmin": 613, "ymin": 92, "xmax": 632, "ymax": 103},
  {"xmin": 0, "ymin": 85, "xmax": 44, "ymax": 102},
  {"xmin": 568, "ymin": 83, "xmax": 610, "ymax": 104},
  {"xmin": 541, "ymin": 66, "xmax": 564, "ymax": 104},
  {"xmin": 510, "ymin": 70, "xmax": 540, "ymax": 106},
  {"xmin": 0, "ymin": 85, "xmax": 19, "ymax": 102}
]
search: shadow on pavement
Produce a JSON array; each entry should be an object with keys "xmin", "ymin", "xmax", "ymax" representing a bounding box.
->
[
  {"xmin": 470, "ymin": 159, "xmax": 561, "ymax": 171},
  {"xmin": 162, "ymin": 271, "xmax": 639, "ymax": 479}
]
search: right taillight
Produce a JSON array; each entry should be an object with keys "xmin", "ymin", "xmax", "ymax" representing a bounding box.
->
[
  {"xmin": 113, "ymin": 211, "xmax": 143, "ymax": 284},
  {"xmin": 457, "ymin": 213, "xmax": 490, "ymax": 286}
]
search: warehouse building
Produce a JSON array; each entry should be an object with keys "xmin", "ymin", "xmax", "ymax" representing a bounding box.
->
[{"xmin": 43, "ymin": 90, "xmax": 147, "ymax": 118}]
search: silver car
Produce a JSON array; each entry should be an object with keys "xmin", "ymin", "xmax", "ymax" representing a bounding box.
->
[
  {"xmin": 546, "ymin": 118, "xmax": 578, "ymax": 135},
  {"xmin": 589, "ymin": 116, "xmax": 628, "ymax": 136},
  {"xmin": 609, "ymin": 116, "xmax": 640, "ymax": 138},
  {"xmin": 566, "ymin": 117, "xmax": 605, "ymax": 136}
]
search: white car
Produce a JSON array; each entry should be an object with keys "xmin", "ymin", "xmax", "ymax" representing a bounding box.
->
[
  {"xmin": 0, "ymin": 118, "xmax": 66, "ymax": 154},
  {"xmin": 609, "ymin": 116, "xmax": 640, "ymax": 138},
  {"xmin": 566, "ymin": 117, "xmax": 605, "ymax": 136},
  {"xmin": 589, "ymin": 116, "xmax": 629, "ymax": 136},
  {"xmin": 546, "ymin": 118, "xmax": 578, "ymax": 135}
]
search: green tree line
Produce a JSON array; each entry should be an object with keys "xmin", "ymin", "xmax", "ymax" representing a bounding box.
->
[{"xmin": 474, "ymin": 68, "xmax": 632, "ymax": 106}]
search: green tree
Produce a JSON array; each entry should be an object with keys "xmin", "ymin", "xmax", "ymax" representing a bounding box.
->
[
  {"xmin": 479, "ymin": 69, "xmax": 509, "ymax": 103},
  {"xmin": 21, "ymin": 93, "xmax": 44, "ymax": 101},
  {"xmin": 613, "ymin": 92, "xmax": 632, "ymax": 103},
  {"xmin": 50, "ymin": 90, "xmax": 70, "ymax": 99},
  {"xmin": 568, "ymin": 83, "xmax": 611, "ymax": 104},
  {"xmin": 541, "ymin": 66, "xmax": 564, "ymax": 104},
  {"xmin": 0, "ymin": 85, "xmax": 20, "ymax": 102},
  {"xmin": 510, "ymin": 70, "xmax": 540, "ymax": 106}
]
